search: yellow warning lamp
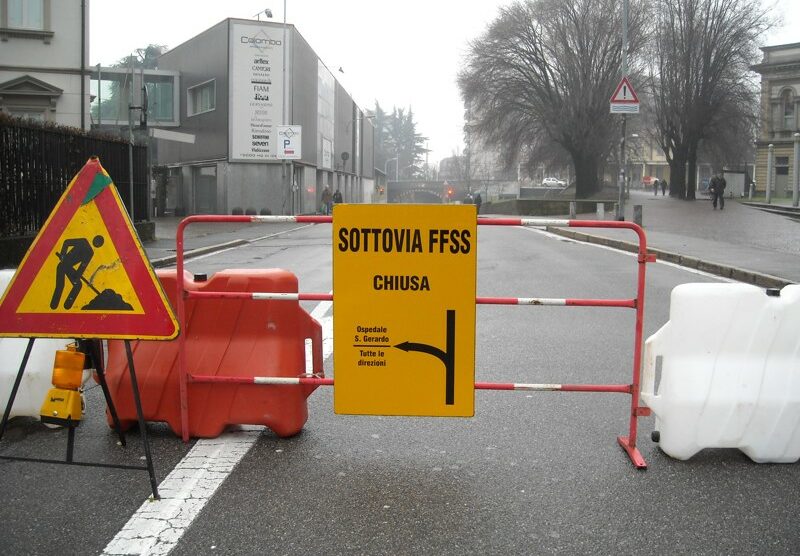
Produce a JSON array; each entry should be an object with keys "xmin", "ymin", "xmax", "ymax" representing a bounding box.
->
[{"xmin": 40, "ymin": 343, "xmax": 85, "ymax": 426}]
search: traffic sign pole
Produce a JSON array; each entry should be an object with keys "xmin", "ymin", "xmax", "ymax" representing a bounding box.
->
[
  {"xmin": 619, "ymin": 114, "xmax": 627, "ymax": 221},
  {"xmin": 618, "ymin": 0, "xmax": 629, "ymax": 221}
]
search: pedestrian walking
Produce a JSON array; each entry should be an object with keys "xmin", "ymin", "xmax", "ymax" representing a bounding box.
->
[
  {"xmin": 661, "ymin": 179, "xmax": 667, "ymax": 196},
  {"xmin": 653, "ymin": 178, "xmax": 659, "ymax": 196},
  {"xmin": 321, "ymin": 185, "xmax": 332, "ymax": 215},
  {"xmin": 473, "ymin": 192, "xmax": 482, "ymax": 214},
  {"xmin": 709, "ymin": 172, "xmax": 726, "ymax": 210},
  {"xmin": 333, "ymin": 188, "xmax": 343, "ymax": 204}
]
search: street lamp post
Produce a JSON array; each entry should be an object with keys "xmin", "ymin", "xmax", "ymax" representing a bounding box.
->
[
  {"xmin": 751, "ymin": 139, "xmax": 758, "ymax": 200},
  {"xmin": 793, "ymin": 133, "xmax": 800, "ymax": 207},
  {"xmin": 283, "ymin": 0, "xmax": 290, "ymax": 213},
  {"xmin": 127, "ymin": 53, "xmax": 135, "ymax": 220},
  {"xmin": 767, "ymin": 143, "xmax": 774, "ymax": 204},
  {"xmin": 126, "ymin": 50, "xmax": 149, "ymax": 220}
]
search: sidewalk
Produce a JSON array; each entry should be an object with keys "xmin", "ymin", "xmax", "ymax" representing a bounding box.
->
[
  {"xmin": 548, "ymin": 189, "xmax": 799, "ymax": 287},
  {"xmin": 143, "ymin": 217, "xmax": 313, "ymax": 268},
  {"xmin": 143, "ymin": 195, "xmax": 799, "ymax": 288}
]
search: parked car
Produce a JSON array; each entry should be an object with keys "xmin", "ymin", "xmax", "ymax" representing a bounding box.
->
[{"xmin": 541, "ymin": 177, "xmax": 566, "ymax": 188}]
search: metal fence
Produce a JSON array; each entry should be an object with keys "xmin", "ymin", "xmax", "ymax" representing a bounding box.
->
[{"xmin": 0, "ymin": 117, "xmax": 148, "ymax": 237}]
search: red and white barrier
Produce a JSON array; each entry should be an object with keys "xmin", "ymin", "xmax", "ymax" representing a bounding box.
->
[{"xmin": 174, "ymin": 214, "xmax": 652, "ymax": 468}]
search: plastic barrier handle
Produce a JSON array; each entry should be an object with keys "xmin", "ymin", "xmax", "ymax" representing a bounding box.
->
[{"xmin": 640, "ymin": 325, "xmax": 666, "ymax": 413}]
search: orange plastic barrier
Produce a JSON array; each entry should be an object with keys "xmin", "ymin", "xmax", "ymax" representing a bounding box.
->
[{"xmin": 102, "ymin": 269, "xmax": 323, "ymax": 438}]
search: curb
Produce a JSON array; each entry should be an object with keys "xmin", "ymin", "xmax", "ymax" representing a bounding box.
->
[
  {"xmin": 146, "ymin": 222, "xmax": 313, "ymax": 269},
  {"xmin": 545, "ymin": 227, "xmax": 794, "ymax": 289},
  {"xmin": 149, "ymin": 239, "xmax": 249, "ymax": 269},
  {"xmin": 741, "ymin": 204, "xmax": 800, "ymax": 220}
]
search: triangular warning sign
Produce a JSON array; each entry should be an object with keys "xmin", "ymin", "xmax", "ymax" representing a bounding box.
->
[
  {"xmin": 610, "ymin": 76, "xmax": 639, "ymax": 104},
  {"xmin": 0, "ymin": 157, "xmax": 179, "ymax": 340}
]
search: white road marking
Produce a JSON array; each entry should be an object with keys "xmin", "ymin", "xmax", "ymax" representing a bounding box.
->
[{"xmin": 103, "ymin": 298, "xmax": 333, "ymax": 556}]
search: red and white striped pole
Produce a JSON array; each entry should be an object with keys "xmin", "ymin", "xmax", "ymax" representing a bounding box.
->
[{"xmin": 189, "ymin": 374, "xmax": 630, "ymax": 394}]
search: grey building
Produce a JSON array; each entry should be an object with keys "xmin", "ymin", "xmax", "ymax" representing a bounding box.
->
[{"xmin": 154, "ymin": 18, "xmax": 375, "ymax": 216}]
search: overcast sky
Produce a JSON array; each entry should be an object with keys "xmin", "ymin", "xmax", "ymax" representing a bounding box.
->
[{"xmin": 90, "ymin": 0, "xmax": 799, "ymax": 165}]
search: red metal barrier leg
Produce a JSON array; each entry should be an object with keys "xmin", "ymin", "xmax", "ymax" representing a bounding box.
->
[
  {"xmin": 617, "ymin": 436, "xmax": 647, "ymax": 469},
  {"xmin": 617, "ymin": 232, "xmax": 651, "ymax": 470}
]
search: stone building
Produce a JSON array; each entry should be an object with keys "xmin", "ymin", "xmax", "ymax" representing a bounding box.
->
[{"xmin": 752, "ymin": 42, "xmax": 800, "ymax": 199}]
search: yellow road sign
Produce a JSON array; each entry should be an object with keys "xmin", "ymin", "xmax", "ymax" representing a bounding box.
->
[
  {"xmin": 0, "ymin": 157, "xmax": 179, "ymax": 340},
  {"xmin": 333, "ymin": 204, "xmax": 477, "ymax": 416}
]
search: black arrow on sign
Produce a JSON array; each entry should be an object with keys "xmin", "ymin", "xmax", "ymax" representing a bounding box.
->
[{"xmin": 394, "ymin": 310, "xmax": 456, "ymax": 405}]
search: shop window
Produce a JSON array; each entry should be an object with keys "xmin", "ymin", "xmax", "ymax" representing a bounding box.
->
[{"xmin": 194, "ymin": 166, "xmax": 217, "ymax": 214}]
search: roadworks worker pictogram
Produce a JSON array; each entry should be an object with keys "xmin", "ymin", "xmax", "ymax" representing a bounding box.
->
[{"xmin": 49, "ymin": 235, "xmax": 132, "ymax": 311}]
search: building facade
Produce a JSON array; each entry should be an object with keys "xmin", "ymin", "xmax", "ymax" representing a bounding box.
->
[
  {"xmin": 752, "ymin": 42, "xmax": 800, "ymax": 198},
  {"xmin": 151, "ymin": 19, "xmax": 375, "ymax": 216},
  {"xmin": 0, "ymin": 0, "xmax": 90, "ymax": 129}
]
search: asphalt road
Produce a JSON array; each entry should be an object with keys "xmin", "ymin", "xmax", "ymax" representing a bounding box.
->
[{"xmin": 2, "ymin": 221, "xmax": 799, "ymax": 555}]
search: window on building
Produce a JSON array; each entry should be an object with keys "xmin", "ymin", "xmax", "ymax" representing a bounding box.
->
[
  {"xmin": 90, "ymin": 69, "xmax": 179, "ymax": 126},
  {"xmin": 188, "ymin": 80, "xmax": 215, "ymax": 116},
  {"xmin": 7, "ymin": 108, "xmax": 45, "ymax": 121},
  {"xmin": 145, "ymin": 76, "xmax": 175, "ymax": 122},
  {"xmin": 90, "ymin": 77, "xmax": 125, "ymax": 122},
  {"xmin": 7, "ymin": 0, "xmax": 44, "ymax": 30},
  {"xmin": 782, "ymin": 89, "xmax": 795, "ymax": 130}
]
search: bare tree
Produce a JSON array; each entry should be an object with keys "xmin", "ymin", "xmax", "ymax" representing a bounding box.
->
[
  {"xmin": 458, "ymin": 0, "xmax": 647, "ymax": 198},
  {"xmin": 698, "ymin": 88, "xmax": 759, "ymax": 174},
  {"xmin": 439, "ymin": 149, "xmax": 471, "ymax": 187},
  {"xmin": 648, "ymin": 0, "xmax": 770, "ymax": 199}
]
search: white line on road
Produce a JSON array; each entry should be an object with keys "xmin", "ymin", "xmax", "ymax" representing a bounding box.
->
[{"xmin": 103, "ymin": 299, "xmax": 333, "ymax": 556}]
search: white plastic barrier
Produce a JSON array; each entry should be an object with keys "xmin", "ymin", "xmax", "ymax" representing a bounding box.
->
[
  {"xmin": 0, "ymin": 270, "xmax": 73, "ymax": 420},
  {"xmin": 642, "ymin": 283, "xmax": 800, "ymax": 463}
]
